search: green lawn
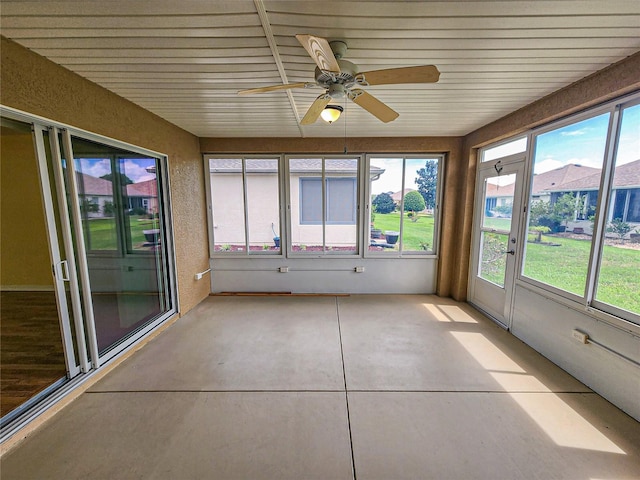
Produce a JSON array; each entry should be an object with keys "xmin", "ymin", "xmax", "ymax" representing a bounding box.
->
[
  {"xmin": 85, "ymin": 216, "xmax": 158, "ymax": 250},
  {"xmin": 372, "ymin": 212, "xmax": 435, "ymax": 251},
  {"xmin": 524, "ymin": 236, "xmax": 640, "ymax": 315},
  {"xmin": 476, "ymin": 216, "xmax": 639, "ymax": 314}
]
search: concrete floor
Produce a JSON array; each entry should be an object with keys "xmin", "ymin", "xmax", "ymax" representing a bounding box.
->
[{"xmin": 2, "ymin": 295, "xmax": 639, "ymax": 479}]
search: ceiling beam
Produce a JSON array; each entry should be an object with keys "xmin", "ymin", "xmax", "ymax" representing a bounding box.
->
[{"xmin": 254, "ymin": 0, "xmax": 304, "ymax": 137}]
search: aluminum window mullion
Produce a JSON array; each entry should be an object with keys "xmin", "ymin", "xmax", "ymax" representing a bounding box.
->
[
  {"xmin": 398, "ymin": 158, "xmax": 406, "ymax": 254},
  {"xmin": 241, "ymin": 159, "xmax": 250, "ymax": 255},
  {"xmin": 45, "ymin": 128, "xmax": 91, "ymax": 374},
  {"xmin": 32, "ymin": 126, "xmax": 82, "ymax": 377},
  {"xmin": 59, "ymin": 129, "xmax": 101, "ymax": 369},
  {"xmin": 585, "ymin": 106, "xmax": 620, "ymax": 306},
  {"xmin": 321, "ymin": 158, "xmax": 327, "ymax": 252}
]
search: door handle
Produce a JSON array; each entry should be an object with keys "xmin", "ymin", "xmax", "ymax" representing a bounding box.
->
[
  {"xmin": 53, "ymin": 260, "xmax": 70, "ymax": 281},
  {"xmin": 504, "ymin": 249, "xmax": 515, "ymax": 256}
]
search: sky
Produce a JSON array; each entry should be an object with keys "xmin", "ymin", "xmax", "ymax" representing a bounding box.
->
[
  {"xmin": 76, "ymin": 157, "xmax": 157, "ymax": 183},
  {"xmin": 481, "ymin": 103, "xmax": 639, "ymax": 187},
  {"xmin": 519, "ymin": 104, "xmax": 638, "ymax": 175},
  {"xmin": 370, "ymin": 157, "xmax": 439, "ymax": 195}
]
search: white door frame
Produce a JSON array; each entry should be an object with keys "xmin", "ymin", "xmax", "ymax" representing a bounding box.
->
[{"xmin": 469, "ymin": 155, "xmax": 526, "ymax": 328}]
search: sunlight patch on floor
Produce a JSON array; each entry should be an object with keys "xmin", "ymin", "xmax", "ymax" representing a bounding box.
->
[
  {"xmin": 422, "ymin": 303, "xmax": 478, "ymax": 323},
  {"xmin": 451, "ymin": 331, "xmax": 626, "ymax": 455}
]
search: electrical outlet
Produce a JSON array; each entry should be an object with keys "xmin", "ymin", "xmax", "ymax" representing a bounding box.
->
[
  {"xmin": 571, "ymin": 329, "xmax": 589, "ymax": 344},
  {"xmin": 194, "ymin": 273, "xmax": 203, "ymax": 280},
  {"xmin": 279, "ymin": 266, "xmax": 289, "ymax": 273},
  {"xmin": 355, "ymin": 266, "xmax": 365, "ymax": 273}
]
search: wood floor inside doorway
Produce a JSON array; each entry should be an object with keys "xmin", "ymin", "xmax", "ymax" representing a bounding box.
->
[{"xmin": 1, "ymin": 291, "xmax": 67, "ymax": 418}]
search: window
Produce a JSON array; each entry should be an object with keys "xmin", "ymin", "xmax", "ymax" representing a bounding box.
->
[
  {"xmin": 208, "ymin": 157, "xmax": 281, "ymax": 254},
  {"xmin": 522, "ymin": 113, "xmax": 610, "ymax": 297},
  {"xmin": 300, "ymin": 178, "xmax": 357, "ymax": 225},
  {"xmin": 289, "ymin": 157, "xmax": 359, "ymax": 254},
  {"xmin": 482, "ymin": 137, "xmax": 527, "ymax": 162},
  {"xmin": 368, "ymin": 156, "xmax": 442, "ymax": 255},
  {"xmin": 510, "ymin": 95, "xmax": 640, "ymax": 324},
  {"xmin": 594, "ymin": 102, "xmax": 640, "ymax": 317}
]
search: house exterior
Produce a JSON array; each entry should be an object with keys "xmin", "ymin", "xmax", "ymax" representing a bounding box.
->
[
  {"xmin": 549, "ymin": 159, "xmax": 640, "ymax": 228},
  {"xmin": 76, "ymin": 172, "xmax": 158, "ymax": 218},
  {"xmin": 209, "ymin": 158, "xmax": 384, "ymax": 249},
  {"xmin": 485, "ymin": 161, "xmax": 640, "ymax": 233}
]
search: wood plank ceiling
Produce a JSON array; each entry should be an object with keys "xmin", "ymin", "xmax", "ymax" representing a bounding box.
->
[{"xmin": 2, "ymin": 1, "xmax": 639, "ymax": 138}]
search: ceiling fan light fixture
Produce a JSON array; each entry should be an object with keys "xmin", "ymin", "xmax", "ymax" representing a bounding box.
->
[{"xmin": 321, "ymin": 105, "xmax": 343, "ymax": 124}]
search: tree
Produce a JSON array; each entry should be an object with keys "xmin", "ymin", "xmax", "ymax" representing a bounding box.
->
[
  {"xmin": 100, "ymin": 172, "xmax": 134, "ymax": 185},
  {"xmin": 415, "ymin": 159, "xmax": 438, "ymax": 209},
  {"xmin": 403, "ymin": 190, "xmax": 426, "ymax": 212},
  {"xmin": 372, "ymin": 192, "xmax": 395, "ymax": 214},
  {"xmin": 553, "ymin": 193, "xmax": 584, "ymax": 229}
]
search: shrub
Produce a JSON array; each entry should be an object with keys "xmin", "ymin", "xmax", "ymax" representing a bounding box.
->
[
  {"xmin": 403, "ymin": 191, "xmax": 426, "ymax": 212},
  {"xmin": 372, "ymin": 192, "xmax": 395, "ymax": 214},
  {"xmin": 607, "ymin": 218, "xmax": 632, "ymax": 239}
]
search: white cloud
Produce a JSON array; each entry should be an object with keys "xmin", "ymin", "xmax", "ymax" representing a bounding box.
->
[
  {"xmin": 78, "ymin": 158, "xmax": 111, "ymax": 178},
  {"xmin": 122, "ymin": 159, "xmax": 155, "ymax": 183},
  {"xmin": 533, "ymin": 158, "xmax": 563, "ymax": 174},
  {"xmin": 560, "ymin": 127, "xmax": 589, "ymax": 137}
]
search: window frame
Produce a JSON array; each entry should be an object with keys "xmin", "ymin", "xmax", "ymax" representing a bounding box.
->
[
  {"xmin": 285, "ymin": 155, "xmax": 362, "ymax": 257},
  {"xmin": 205, "ymin": 155, "xmax": 284, "ymax": 257},
  {"xmin": 507, "ymin": 93, "xmax": 640, "ymax": 328},
  {"xmin": 364, "ymin": 154, "xmax": 444, "ymax": 258}
]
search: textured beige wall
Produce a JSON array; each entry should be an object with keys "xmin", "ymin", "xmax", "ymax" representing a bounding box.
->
[
  {"xmin": 0, "ymin": 36, "xmax": 209, "ymax": 314},
  {"xmin": 200, "ymin": 136, "xmax": 464, "ymax": 298},
  {"xmin": 0, "ymin": 131, "xmax": 53, "ymax": 287}
]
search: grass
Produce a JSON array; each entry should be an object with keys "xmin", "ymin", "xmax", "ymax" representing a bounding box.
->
[
  {"xmin": 85, "ymin": 215, "xmax": 158, "ymax": 250},
  {"xmin": 372, "ymin": 212, "xmax": 435, "ymax": 251},
  {"xmin": 524, "ymin": 235, "xmax": 640, "ymax": 315}
]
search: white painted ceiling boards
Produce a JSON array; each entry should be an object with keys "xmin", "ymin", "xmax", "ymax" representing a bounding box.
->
[{"xmin": 1, "ymin": 1, "xmax": 639, "ymax": 138}]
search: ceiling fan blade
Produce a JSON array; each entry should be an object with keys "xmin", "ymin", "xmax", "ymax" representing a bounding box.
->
[
  {"xmin": 238, "ymin": 82, "xmax": 309, "ymax": 95},
  {"xmin": 357, "ymin": 65, "xmax": 440, "ymax": 86},
  {"xmin": 295, "ymin": 34, "xmax": 341, "ymax": 73},
  {"xmin": 300, "ymin": 94, "xmax": 332, "ymax": 125},
  {"xmin": 348, "ymin": 89, "xmax": 399, "ymax": 123}
]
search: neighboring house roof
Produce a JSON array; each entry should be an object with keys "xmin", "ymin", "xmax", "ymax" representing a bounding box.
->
[
  {"xmin": 76, "ymin": 172, "xmax": 112, "ymax": 196},
  {"xmin": 485, "ymin": 182, "xmax": 514, "ymax": 197},
  {"xmin": 76, "ymin": 172, "xmax": 157, "ymax": 198},
  {"xmin": 550, "ymin": 159, "xmax": 640, "ymax": 192},
  {"xmin": 391, "ymin": 188, "xmax": 416, "ymax": 202},
  {"xmin": 484, "ymin": 160, "xmax": 640, "ymax": 199},
  {"xmin": 209, "ymin": 158, "xmax": 384, "ymax": 176},
  {"xmin": 127, "ymin": 178, "xmax": 157, "ymax": 197},
  {"xmin": 531, "ymin": 164, "xmax": 600, "ymax": 195}
]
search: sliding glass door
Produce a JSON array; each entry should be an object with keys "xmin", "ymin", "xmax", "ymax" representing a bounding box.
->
[
  {"xmin": 55, "ymin": 132, "xmax": 175, "ymax": 363},
  {"xmin": 1, "ymin": 108, "xmax": 177, "ymax": 429}
]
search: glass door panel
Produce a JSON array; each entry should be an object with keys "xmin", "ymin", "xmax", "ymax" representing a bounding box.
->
[
  {"xmin": 0, "ymin": 117, "xmax": 76, "ymax": 422},
  {"xmin": 478, "ymin": 173, "xmax": 516, "ymax": 287},
  {"xmin": 63, "ymin": 135, "xmax": 171, "ymax": 357}
]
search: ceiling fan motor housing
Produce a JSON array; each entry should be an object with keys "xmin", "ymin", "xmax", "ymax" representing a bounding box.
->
[{"xmin": 315, "ymin": 59, "xmax": 359, "ymax": 89}]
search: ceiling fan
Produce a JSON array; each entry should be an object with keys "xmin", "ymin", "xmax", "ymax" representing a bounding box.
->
[{"xmin": 238, "ymin": 34, "xmax": 440, "ymax": 125}]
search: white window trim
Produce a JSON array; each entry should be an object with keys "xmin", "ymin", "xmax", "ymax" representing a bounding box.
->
[{"xmin": 364, "ymin": 154, "xmax": 444, "ymax": 258}]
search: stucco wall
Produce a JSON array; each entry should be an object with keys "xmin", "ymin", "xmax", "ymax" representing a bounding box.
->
[{"xmin": 0, "ymin": 36, "xmax": 209, "ymax": 314}]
